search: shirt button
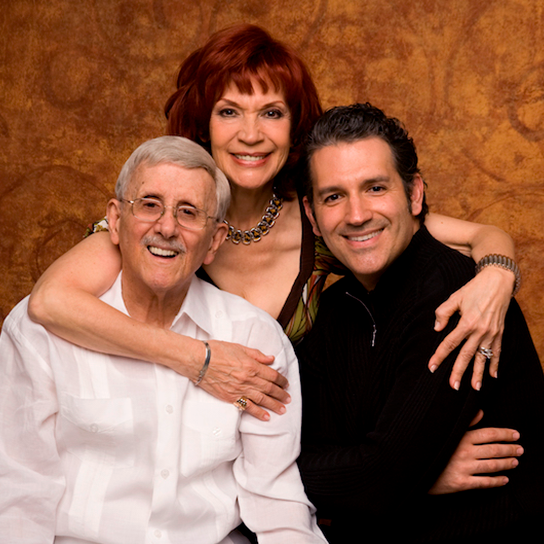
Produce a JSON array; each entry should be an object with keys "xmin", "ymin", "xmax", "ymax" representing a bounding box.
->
[
  {"xmin": 154, "ymin": 529, "xmax": 162, "ymax": 538},
  {"xmin": 161, "ymin": 469, "xmax": 170, "ymax": 479},
  {"xmin": 90, "ymin": 424, "xmax": 98, "ymax": 433},
  {"xmin": 165, "ymin": 405, "xmax": 173, "ymax": 414},
  {"xmin": 215, "ymin": 311, "xmax": 223, "ymax": 318}
]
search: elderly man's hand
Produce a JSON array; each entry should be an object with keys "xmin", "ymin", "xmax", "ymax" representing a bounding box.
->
[{"xmin": 196, "ymin": 340, "xmax": 290, "ymax": 421}]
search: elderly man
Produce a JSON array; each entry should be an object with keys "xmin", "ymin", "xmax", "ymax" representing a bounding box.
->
[
  {"xmin": 297, "ymin": 104, "xmax": 544, "ymax": 543},
  {"xmin": 0, "ymin": 136, "xmax": 325, "ymax": 543}
]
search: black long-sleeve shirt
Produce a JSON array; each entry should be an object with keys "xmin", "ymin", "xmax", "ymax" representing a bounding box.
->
[{"xmin": 297, "ymin": 227, "xmax": 544, "ymax": 542}]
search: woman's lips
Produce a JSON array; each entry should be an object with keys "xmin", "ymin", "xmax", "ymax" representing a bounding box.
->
[{"xmin": 233, "ymin": 153, "xmax": 268, "ymax": 161}]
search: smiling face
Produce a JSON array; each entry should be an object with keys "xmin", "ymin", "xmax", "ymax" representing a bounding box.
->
[
  {"xmin": 208, "ymin": 79, "xmax": 291, "ymax": 192},
  {"xmin": 304, "ymin": 137, "xmax": 424, "ymax": 291},
  {"xmin": 107, "ymin": 162, "xmax": 227, "ymax": 306}
]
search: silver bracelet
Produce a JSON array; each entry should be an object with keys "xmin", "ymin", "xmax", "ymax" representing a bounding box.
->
[
  {"xmin": 475, "ymin": 254, "xmax": 521, "ymax": 297},
  {"xmin": 194, "ymin": 341, "xmax": 211, "ymax": 386}
]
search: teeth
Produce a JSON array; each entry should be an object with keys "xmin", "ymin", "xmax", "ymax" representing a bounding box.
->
[
  {"xmin": 234, "ymin": 154, "xmax": 266, "ymax": 161},
  {"xmin": 348, "ymin": 230, "xmax": 382, "ymax": 242},
  {"xmin": 149, "ymin": 246, "xmax": 177, "ymax": 257}
]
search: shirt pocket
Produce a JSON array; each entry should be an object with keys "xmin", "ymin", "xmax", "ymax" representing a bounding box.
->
[
  {"xmin": 58, "ymin": 394, "xmax": 136, "ymax": 468},
  {"xmin": 180, "ymin": 399, "xmax": 241, "ymax": 476}
]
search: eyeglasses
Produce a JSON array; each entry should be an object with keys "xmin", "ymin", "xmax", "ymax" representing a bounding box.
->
[{"xmin": 122, "ymin": 198, "xmax": 217, "ymax": 230}]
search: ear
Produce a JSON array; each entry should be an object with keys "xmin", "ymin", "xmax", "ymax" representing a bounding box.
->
[
  {"xmin": 198, "ymin": 130, "xmax": 210, "ymax": 144},
  {"xmin": 410, "ymin": 175, "xmax": 425, "ymax": 217},
  {"xmin": 202, "ymin": 221, "xmax": 228, "ymax": 266},
  {"xmin": 106, "ymin": 199, "xmax": 122, "ymax": 246},
  {"xmin": 303, "ymin": 196, "xmax": 322, "ymax": 237}
]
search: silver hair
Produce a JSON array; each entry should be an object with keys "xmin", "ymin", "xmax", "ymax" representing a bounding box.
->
[{"xmin": 115, "ymin": 136, "xmax": 231, "ymax": 221}]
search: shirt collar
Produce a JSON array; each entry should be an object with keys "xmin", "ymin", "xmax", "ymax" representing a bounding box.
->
[
  {"xmin": 170, "ymin": 275, "xmax": 215, "ymax": 336},
  {"xmin": 105, "ymin": 273, "xmax": 215, "ymax": 337}
]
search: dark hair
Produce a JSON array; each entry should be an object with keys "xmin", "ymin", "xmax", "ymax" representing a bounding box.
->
[
  {"xmin": 164, "ymin": 24, "xmax": 323, "ymax": 199},
  {"xmin": 304, "ymin": 102, "xmax": 428, "ymax": 223}
]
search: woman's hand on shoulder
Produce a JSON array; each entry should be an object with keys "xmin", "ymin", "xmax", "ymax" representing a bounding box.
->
[
  {"xmin": 197, "ymin": 340, "xmax": 290, "ymax": 421},
  {"xmin": 425, "ymin": 212, "xmax": 517, "ymax": 389},
  {"xmin": 428, "ymin": 266, "xmax": 514, "ymax": 390}
]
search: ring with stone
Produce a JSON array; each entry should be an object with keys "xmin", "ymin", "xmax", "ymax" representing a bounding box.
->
[
  {"xmin": 234, "ymin": 396, "xmax": 249, "ymax": 411},
  {"xmin": 478, "ymin": 346, "xmax": 493, "ymax": 359}
]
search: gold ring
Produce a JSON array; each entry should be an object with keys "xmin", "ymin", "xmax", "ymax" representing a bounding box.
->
[{"xmin": 234, "ymin": 396, "xmax": 249, "ymax": 411}]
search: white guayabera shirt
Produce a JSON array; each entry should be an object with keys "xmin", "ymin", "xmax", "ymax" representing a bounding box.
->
[{"xmin": 0, "ymin": 274, "xmax": 326, "ymax": 544}]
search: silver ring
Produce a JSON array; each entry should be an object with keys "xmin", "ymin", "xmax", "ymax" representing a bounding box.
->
[
  {"xmin": 234, "ymin": 396, "xmax": 248, "ymax": 411},
  {"xmin": 478, "ymin": 346, "xmax": 493, "ymax": 359}
]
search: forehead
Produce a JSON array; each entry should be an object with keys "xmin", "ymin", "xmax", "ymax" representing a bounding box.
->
[
  {"xmin": 129, "ymin": 162, "xmax": 215, "ymax": 205},
  {"xmin": 310, "ymin": 137, "xmax": 398, "ymax": 189},
  {"xmin": 217, "ymin": 77, "xmax": 287, "ymax": 104}
]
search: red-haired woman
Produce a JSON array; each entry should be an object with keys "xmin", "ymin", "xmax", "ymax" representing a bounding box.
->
[{"xmin": 30, "ymin": 24, "xmax": 516, "ymax": 419}]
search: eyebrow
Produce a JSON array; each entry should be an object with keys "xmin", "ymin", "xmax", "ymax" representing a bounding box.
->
[
  {"xmin": 315, "ymin": 185, "xmax": 343, "ymax": 199},
  {"xmin": 214, "ymin": 97, "xmax": 289, "ymax": 111},
  {"xmin": 140, "ymin": 194, "xmax": 198, "ymax": 208},
  {"xmin": 316, "ymin": 176, "xmax": 392, "ymax": 198}
]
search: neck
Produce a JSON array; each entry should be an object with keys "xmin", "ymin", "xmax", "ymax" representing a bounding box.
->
[
  {"xmin": 226, "ymin": 183, "xmax": 276, "ymax": 229},
  {"xmin": 120, "ymin": 273, "xmax": 189, "ymax": 329}
]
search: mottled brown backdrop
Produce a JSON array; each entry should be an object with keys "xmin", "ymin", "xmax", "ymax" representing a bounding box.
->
[{"xmin": 1, "ymin": 0, "xmax": 543, "ymax": 363}]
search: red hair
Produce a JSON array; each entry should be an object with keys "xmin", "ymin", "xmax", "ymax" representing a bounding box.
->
[{"xmin": 164, "ymin": 24, "xmax": 323, "ymax": 197}]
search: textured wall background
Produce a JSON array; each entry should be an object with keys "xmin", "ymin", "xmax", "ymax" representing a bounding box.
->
[{"xmin": 1, "ymin": 0, "xmax": 543, "ymax": 363}]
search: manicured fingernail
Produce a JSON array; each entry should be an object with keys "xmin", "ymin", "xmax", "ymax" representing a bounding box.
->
[
  {"xmin": 453, "ymin": 381, "xmax": 460, "ymax": 391},
  {"xmin": 475, "ymin": 381, "xmax": 481, "ymax": 391},
  {"xmin": 429, "ymin": 365, "xmax": 437, "ymax": 373}
]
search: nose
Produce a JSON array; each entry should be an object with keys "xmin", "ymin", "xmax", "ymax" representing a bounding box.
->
[
  {"xmin": 238, "ymin": 115, "xmax": 263, "ymax": 145},
  {"xmin": 153, "ymin": 207, "xmax": 179, "ymax": 238},
  {"xmin": 345, "ymin": 196, "xmax": 372, "ymax": 226}
]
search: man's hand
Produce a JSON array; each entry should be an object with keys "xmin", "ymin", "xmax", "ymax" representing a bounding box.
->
[
  {"xmin": 196, "ymin": 340, "xmax": 291, "ymax": 421},
  {"xmin": 429, "ymin": 410, "xmax": 523, "ymax": 495}
]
